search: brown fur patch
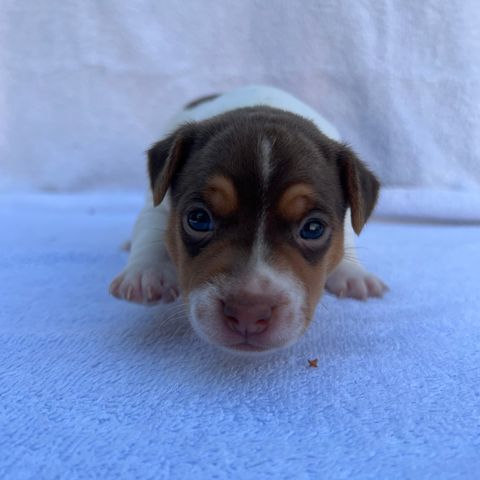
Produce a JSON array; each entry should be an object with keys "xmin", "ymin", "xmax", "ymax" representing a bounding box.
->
[
  {"xmin": 203, "ymin": 176, "xmax": 238, "ymax": 217},
  {"xmin": 182, "ymin": 240, "xmax": 240, "ymax": 295},
  {"xmin": 277, "ymin": 183, "xmax": 317, "ymax": 222},
  {"xmin": 165, "ymin": 207, "xmax": 241, "ymax": 297},
  {"xmin": 338, "ymin": 147, "xmax": 380, "ymax": 234},
  {"xmin": 149, "ymin": 131, "xmax": 194, "ymax": 206},
  {"xmin": 165, "ymin": 208, "xmax": 180, "ymax": 267},
  {"xmin": 184, "ymin": 93, "xmax": 220, "ymax": 110},
  {"xmin": 272, "ymin": 227, "xmax": 345, "ymax": 324}
]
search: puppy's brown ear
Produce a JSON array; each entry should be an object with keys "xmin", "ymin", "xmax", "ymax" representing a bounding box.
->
[
  {"xmin": 147, "ymin": 125, "xmax": 195, "ymax": 206},
  {"xmin": 337, "ymin": 145, "xmax": 380, "ymax": 235}
]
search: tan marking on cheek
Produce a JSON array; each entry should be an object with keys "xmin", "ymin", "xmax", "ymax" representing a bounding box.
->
[
  {"xmin": 165, "ymin": 211, "xmax": 192, "ymax": 293},
  {"xmin": 273, "ymin": 246, "xmax": 327, "ymax": 324},
  {"xmin": 277, "ymin": 183, "xmax": 317, "ymax": 222},
  {"xmin": 272, "ymin": 228, "xmax": 345, "ymax": 326},
  {"xmin": 171, "ymin": 239, "xmax": 241, "ymax": 299},
  {"xmin": 183, "ymin": 241, "xmax": 242, "ymax": 295},
  {"xmin": 166, "ymin": 206, "xmax": 243, "ymax": 298},
  {"xmin": 203, "ymin": 175, "xmax": 238, "ymax": 217},
  {"xmin": 325, "ymin": 228, "xmax": 345, "ymax": 273},
  {"xmin": 165, "ymin": 209, "xmax": 180, "ymax": 265}
]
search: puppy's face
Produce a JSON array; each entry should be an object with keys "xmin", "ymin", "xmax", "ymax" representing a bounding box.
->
[{"xmin": 149, "ymin": 107, "xmax": 379, "ymax": 353}]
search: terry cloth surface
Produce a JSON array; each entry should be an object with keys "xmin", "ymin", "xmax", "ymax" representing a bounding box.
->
[{"xmin": 1, "ymin": 193, "xmax": 479, "ymax": 479}]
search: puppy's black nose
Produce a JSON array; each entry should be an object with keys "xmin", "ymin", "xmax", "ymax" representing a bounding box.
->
[{"xmin": 223, "ymin": 300, "xmax": 272, "ymax": 335}]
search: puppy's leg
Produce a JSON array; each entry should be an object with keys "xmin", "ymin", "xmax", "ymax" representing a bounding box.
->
[
  {"xmin": 109, "ymin": 196, "xmax": 179, "ymax": 304},
  {"xmin": 326, "ymin": 209, "xmax": 388, "ymax": 300}
]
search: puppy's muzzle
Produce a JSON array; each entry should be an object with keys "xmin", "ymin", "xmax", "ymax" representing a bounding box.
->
[{"xmin": 188, "ymin": 266, "xmax": 306, "ymax": 353}]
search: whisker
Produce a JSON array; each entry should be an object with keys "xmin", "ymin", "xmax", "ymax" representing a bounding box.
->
[
  {"xmin": 344, "ymin": 246, "xmax": 370, "ymax": 252},
  {"xmin": 166, "ymin": 303, "xmax": 187, "ymax": 314},
  {"xmin": 340, "ymin": 255, "xmax": 362, "ymax": 265},
  {"xmin": 166, "ymin": 315, "xmax": 187, "ymax": 324},
  {"xmin": 164, "ymin": 310, "xmax": 187, "ymax": 321}
]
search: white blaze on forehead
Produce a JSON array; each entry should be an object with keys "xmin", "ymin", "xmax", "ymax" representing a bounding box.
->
[
  {"xmin": 259, "ymin": 137, "xmax": 273, "ymax": 187},
  {"xmin": 251, "ymin": 136, "xmax": 272, "ymax": 265}
]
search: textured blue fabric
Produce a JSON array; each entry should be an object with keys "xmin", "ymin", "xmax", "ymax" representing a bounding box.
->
[{"xmin": 1, "ymin": 193, "xmax": 479, "ymax": 479}]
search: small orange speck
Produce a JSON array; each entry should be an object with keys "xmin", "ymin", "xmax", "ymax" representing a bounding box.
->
[{"xmin": 308, "ymin": 358, "xmax": 318, "ymax": 368}]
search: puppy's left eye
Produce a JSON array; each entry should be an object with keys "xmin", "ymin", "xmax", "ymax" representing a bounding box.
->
[
  {"xmin": 299, "ymin": 219, "xmax": 325, "ymax": 240},
  {"xmin": 187, "ymin": 208, "xmax": 214, "ymax": 232}
]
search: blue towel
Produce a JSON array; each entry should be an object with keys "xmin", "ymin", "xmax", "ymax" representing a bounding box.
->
[{"xmin": 1, "ymin": 193, "xmax": 479, "ymax": 479}]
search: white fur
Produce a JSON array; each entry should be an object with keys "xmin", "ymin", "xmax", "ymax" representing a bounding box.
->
[
  {"xmin": 325, "ymin": 209, "xmax": 388, "ymax": 299},
  {"xmin": 109, "ymin": 193, "xmax": 179, "ymax": 304},
  {"xmin": 259, "ymin": 137, "xmax": 273, "ymax": 185},
  {"xmin": 251, "ymin": 137, "xmax": 272, "ymax": 265},
  {"xmin": 188, "ymin": 262, "xmax": 305, "ymax": 352},
  {"xmin": 163, "ymin": 85, "xmax": 341, "ymax": 141}
]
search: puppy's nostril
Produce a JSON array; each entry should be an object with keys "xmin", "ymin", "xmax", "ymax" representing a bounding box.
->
[
  {"xmin": 223, "ymin": 300, "xmax": 272, "ymax": 335},
  {"xmin": 225, "ymin": 315, "xmax": 239, "ymax": 332},
  {"xmin": 255, "ymin": 318, "xmax": 269, "ymax": 334}
]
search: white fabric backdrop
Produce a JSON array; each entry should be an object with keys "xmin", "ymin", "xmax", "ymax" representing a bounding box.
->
[{"xmin": 1, "ymin": 0, "xmax": 479, "ymax": 196}]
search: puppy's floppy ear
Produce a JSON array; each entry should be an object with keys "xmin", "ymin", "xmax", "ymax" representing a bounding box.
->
[
  {"xmin": 337, "ymin": 145, "xmax": 380, "ymax": 235},
  {"xmin": 147, "ymin": 124, "xmax": 195, "ymax": 206}
]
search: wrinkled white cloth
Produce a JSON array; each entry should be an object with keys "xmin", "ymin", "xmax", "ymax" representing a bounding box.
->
[{"xmin": 1, "ymin": 1, "xmax": 479, "ymax": 218}]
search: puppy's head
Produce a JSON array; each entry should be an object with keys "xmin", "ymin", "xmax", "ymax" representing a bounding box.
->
[{"xmin": 148, "ymin": 107, "xmax": 379, "ymax": 353}]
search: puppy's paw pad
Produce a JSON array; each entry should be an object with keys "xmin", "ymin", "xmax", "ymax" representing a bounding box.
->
[
  {"xmin": 109, "ymin": 268, "xmax": 179, "ymax": 305},
  {"xmin": 326, "ymin": 265, "xmax": 388, "ymax": 300}
]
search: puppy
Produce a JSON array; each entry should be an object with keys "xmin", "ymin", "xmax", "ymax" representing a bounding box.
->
[{"xmin": 110, "ymin": 85, "xmax": 387, "ymax": 353}]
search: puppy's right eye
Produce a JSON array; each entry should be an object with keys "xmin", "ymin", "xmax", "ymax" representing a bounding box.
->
[
  {"xmin": 186, "ymin": 208, "xmax": 214, "ymax": 232},
  {"xmin": 296, "ymin": 211, "xmax": 331, "ymax": 250},
  {"xmin": 299, "ymin": 219, "xmax": 325, "ymax": 240}
]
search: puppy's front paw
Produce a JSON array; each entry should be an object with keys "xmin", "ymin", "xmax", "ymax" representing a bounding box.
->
[
  {"xmin": 326, "ymin": 261, "xmax": 388, "ymax": 300},
  {"xmin": 109, "ymin": 265, "xmax": 179, "ymax": 305}
]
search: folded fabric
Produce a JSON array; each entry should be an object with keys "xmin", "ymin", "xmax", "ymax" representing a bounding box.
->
[{"xmin": 376, "ymin": 188, "xmax": 480, "ymax": 223}]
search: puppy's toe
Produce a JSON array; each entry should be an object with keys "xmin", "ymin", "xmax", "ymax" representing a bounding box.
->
[
  {"xmin": 365, "ymin": 276, "xmax": 388, "ymax": 298},
  {"xmin": 346, "ymin": 278, "xmax": 368, "ymax": 300},
  {"xmin": 109, "ymin": 267, "xmax": 179, "ymax": 305},
  {"xmin": 118, "ymin": 273, "xmax": 143, "ymax": 303},
  {"xmin": 324, "ymin": 277, "xmax": 348, "ymax": 298},
  {"xmin": 109, "ymin": 275, "xmax": 123, "ymax": 298},
  {"xmin": 326, "ymin": 262, "xmax": 388, "ymax": 301},
  {"xmin": 140, "ymin": 270, "xmax": 164, "ymax": 303}
]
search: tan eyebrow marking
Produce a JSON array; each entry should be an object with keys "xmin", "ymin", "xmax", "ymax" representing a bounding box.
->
[
  {"xmin": 277, "ymin": 183, "xmax": 317, "ymax": 222},
  {"xmin": 203, "ymin": 175, "xmax": 238, "ymax": 216}
]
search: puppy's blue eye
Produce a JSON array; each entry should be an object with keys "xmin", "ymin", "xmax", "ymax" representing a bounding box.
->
[
  {"xmin": 187, "ymin": 208, "xmax": 214, "ymax": 232},
  {"xmin": 300, "ymin": 220, "xmax": 325, "ymax": 240}
]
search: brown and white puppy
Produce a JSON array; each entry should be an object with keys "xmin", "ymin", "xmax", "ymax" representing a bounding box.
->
[{"xmin": 110, "ymin": 86, "xmax": 387, "ymax": 353}]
